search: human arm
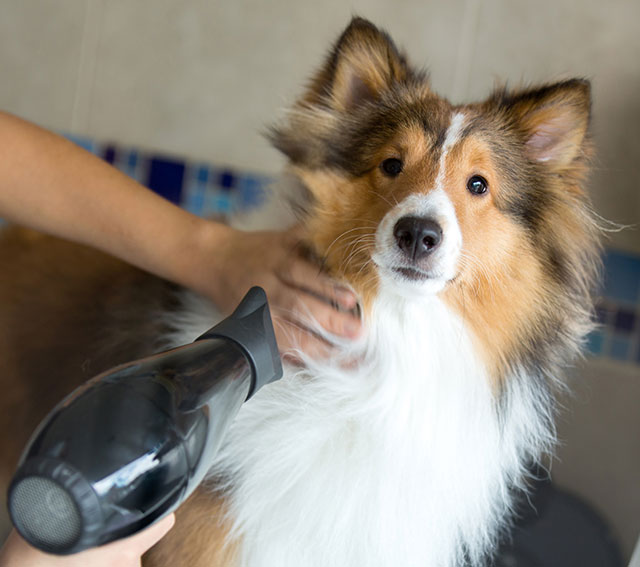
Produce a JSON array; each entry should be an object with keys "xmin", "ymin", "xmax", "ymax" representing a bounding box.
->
[{"xmin": 0, "ymin": 112, "xmax": 361, "ymax": 356}]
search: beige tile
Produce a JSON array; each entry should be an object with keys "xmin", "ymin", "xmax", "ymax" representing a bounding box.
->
[
  {"xmin": 460, "ymin": 0, "xmax": 640, "ymax": 252},
  {"xmin": 554, "ymin": 359, "xmax": 640, "ymax": 561},
  {"xmin": 349, "ymin": 0, "xmax": 470, "ymax": 100},
  {"xmin": 84, "ymin": 0, "xmax": 468, "ymax": 172},
  {"xmin": 0, "ymin": 0, "xmax": 86, "ymax": 131},
  {"xmin": 2, "ymin": 1, "xmax": 635, "ymax": 251}
]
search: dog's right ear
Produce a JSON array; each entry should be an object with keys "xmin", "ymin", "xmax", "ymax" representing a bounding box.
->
[
  {"xmin": 269, "ymin": 19, "xmax": 417, "ymax": 168},
  {"xmin": 302, "ymin": 17, "xmax": 412, "ymax": 112}
]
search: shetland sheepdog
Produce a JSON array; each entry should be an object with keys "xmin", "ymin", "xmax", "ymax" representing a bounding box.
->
[{"xmin": 0, "ymin": 17, "xmax": 601, "ymax": 567}]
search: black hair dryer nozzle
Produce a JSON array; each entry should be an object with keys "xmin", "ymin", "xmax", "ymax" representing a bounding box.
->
[{"xmin": 7, "ymin": 287, "xmax": 282, "ymax": 555}]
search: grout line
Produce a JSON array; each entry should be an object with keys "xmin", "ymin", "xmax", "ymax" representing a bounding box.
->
[
  {"xmin": 451, "ymin": 0, "xmax": 482, "ymax": 103},
  {"xmin": 71, "ymin": 0, "xmax": 103, "ymax": 133}
]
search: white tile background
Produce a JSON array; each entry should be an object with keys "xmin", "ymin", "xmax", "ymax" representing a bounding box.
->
[
  {"xmin": 1, "ymin": 0, "xmax": 638, "ymax": 253},
  {"xmin": 1, "ymin": 0, "xmax": 639, "ymax": 560}
]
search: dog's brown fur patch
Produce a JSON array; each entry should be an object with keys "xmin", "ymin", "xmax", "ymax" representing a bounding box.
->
[
  {"xmin": 143, "ymin": 487, "xmax": 237, "ymax": 567},
  {"xmin": 0, "ymin": 227, "xmax": 184, "ymax": 488}
]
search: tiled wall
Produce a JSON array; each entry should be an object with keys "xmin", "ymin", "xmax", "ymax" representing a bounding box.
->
[
  {"xmin": 67, "ymin": 134, "xmax": 640, "ymax": 369},
  {"xmin": 2, "ymin": 2, "xmax": 638, "ymax": 558},
  {"xmin": 64, "ymin": 134, "xmax": 272, "ymax": 217},
  {"xmin": 593, "ymin": 252, "xmax": 640, "ymax": 366},
  {"xmin": 1, "ymin": 0, "xmax": 639, "ymax": 254}
]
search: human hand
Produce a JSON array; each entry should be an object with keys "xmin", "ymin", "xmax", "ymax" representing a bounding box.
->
[
  {"xmin": 0, "ymin": 513, "xmax": 175, "ymax": 567},
  {"xmin": 199, "ymin": 224, "xmax": 362, "ymax": 362},
  {"xmin": 0, "ymin": 113, "xmax": 360, "ymax": 363}
]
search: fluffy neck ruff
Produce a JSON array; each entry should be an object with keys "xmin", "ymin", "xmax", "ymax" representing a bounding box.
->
[{"xmin": 206, "ymin": 286, "xmax": 555, "ymax": 567}]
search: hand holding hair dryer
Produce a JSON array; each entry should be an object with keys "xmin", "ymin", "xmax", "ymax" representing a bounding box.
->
[{"xmin": 7, "ymin": 287, "xmax": 282, "ymax": 555}]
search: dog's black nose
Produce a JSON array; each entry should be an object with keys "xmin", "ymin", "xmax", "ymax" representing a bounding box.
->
[{"xmin": 393, "ymin": 216, "xmax": 443, "ymax": 260}]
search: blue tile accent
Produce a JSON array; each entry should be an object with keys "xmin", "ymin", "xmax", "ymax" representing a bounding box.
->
[
  {"xmin": 184, "ymin": 186, "xmax": 205, "ymax": 215},
  {"xmin": 203, "ymin": 190, "xmax": 220, "ymax": 215},
  {"xmin": 103, "ymin": 145, "xmax": 116, "ymax": 165},
  {"xmin": 127, "ymin": 150, "xmax": 138, "ymax": 169},
  {"xmin": 214, "ymin": 193, "xmax": 232, "ymax": 213},
  {"xmin": 586, "ymin": 330, "xmax": 605, "ymax": 356},
  {"xmin": 609, "ymin": 336, "xmax": 631, "ymax": 361},
  {"xmin": 219, "ymin": 170, "xmax": 236, "ymax": 190},
  {"xmin": 196, "ymin": 166, "xmax": 209, "ymax": 184},
  {"xmin": 122, "ymin": 150, "xmax": 140, "ymax": 179},
  {"xmin": 147, "ymin": 157, "xmax": 185, "ymax": 205},
  {"xmin": 614, "ymin": 309, "xmax": 636, "ymax": 333},
  {"xmin": 63, "ymin": 133, "xmax": 97, "ymax": 154},
  {"xmin": 239, "ymin": 176, "xmax": 267, "ymax": 208},
  {"xmin": 602, "ymin": 250, "xmax": 640, "ymax": 304},
  {"xmin": 183, "ymin": 168, "xmax": 208, "ymax": 216}
]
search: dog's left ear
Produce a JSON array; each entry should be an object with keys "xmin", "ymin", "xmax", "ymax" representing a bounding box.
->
[
  {"xmin": 303, "ymin": 17, "xmax": 413, "ymax": 112},
  {"xmin": 498, "ymin": 79, "xmax": 592, "ymax": 169}
]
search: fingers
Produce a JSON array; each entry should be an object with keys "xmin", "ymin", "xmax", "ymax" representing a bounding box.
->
[
  {"xmin": 276, "ymin": 227, "xmax": 359, "ymax": 313},
  {"xmin": 271, "ymin": 284, "xmax": 362, "ymax": 362},
  {"xmin": 89, "ymin": 513, "xmax": 175, "ymax": 563},
  {"xmin": 289, "ymin": 268, "xmax": 358, "ymax": 313},
  {"xmin": 266, "ymin": 239, "xmax": 363, "ymax": 359},
  {"xmin": 277, "ymin": 255, "xmax": 359, "ymax": 312},
  {"xmin": 273, "ymin": 317, "xmax": 333, "ymax": 364},
  {"xmin": 123, "ymin": 513, "xmax": 175, "ymax": 556},
  {"xmin": 205, "ymin": 225, "xmax": 363, "ymax": 363},
  {"xmin": 292, "ymin": 288, "xmax": 361, "ymax": 339}
]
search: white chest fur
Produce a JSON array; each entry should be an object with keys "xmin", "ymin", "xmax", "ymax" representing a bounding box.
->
[{"xmin": 176, "ymin": 287, "xmax": 554, "ymax": 567}]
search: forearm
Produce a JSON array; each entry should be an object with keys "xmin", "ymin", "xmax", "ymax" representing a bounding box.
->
[
  {"xmin": 0, "ymin": 111, "xmax": 230, "ymax": 295},
  {"xmin": 0, "ymin": 112, "xmax": 362, "ymax": 353}
]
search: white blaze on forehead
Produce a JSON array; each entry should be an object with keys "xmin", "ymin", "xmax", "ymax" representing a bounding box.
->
[
  {"xmin": 371, "ymin": 111, "xmax": 467, "ymax": 295},
  {"xmin": 435, "ymin": 112, "xmax": 467, "ymax": 192}
]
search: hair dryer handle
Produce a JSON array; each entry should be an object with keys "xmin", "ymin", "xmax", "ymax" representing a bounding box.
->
[{"xmin": 198, "ymin": 286, "xmax": 283, "ymax": 398}]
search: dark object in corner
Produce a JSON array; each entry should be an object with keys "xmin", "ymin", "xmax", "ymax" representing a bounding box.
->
[{"xmin": 493, "ymin": 476, "xmax": 623, "ymax": 567}]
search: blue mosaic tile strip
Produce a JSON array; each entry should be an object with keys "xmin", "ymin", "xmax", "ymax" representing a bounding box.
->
[
  {"xmin": 602, "ymin": 249, "xmax": 640, "ymax": 305},
  {"xmin": 590, "ymin": 249, "xmax": 640, "ymax": 365},
  {"xmin": 58, "ymin": 134, "xmax": 640, "ymax": 366},
  {"xmin": 62, "ymin": 134, "xmax": 271, "ymax": 217},
  {"xmin": 147, "ymin": 157, "xmax": 185, "ymax": 205},
  {"xmin": 64, "ymin": 133, "xmax": 97, "ymax": 154}
]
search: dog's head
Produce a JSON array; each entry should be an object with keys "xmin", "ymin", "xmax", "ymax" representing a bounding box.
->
[{"xmin": 270, "ymin": 18, "xmax": 601, "ymax": 377}]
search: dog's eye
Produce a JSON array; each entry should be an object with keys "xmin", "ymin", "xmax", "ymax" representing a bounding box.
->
[
  {"xmin": 467, "ymin": 175, "xmax": 488, "ymax": 195},
  {"xmin": 381, "ymin": 158, "xmax": 403, "ymax": 177}
]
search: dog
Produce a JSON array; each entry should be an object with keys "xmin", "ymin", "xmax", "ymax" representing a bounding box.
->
[{"xmin": 0, "ymin": 17, "xmax": 601, "ymax": 567}]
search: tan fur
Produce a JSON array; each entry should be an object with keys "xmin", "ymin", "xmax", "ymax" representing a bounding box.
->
[
  {"xmin": 296, "ymin": 168, "xmax": 382, "ymax": 307},
  {"xmin": 294, "ymin": 124, "xmax": 445, "ymax": 309},
  {"xmin": 301, "ymin": 18, "xmax": 413, "ymax": 112},
  {"xmin": 0, "ymin": 228, "xmax": 182, "ymax": 473},
  {"xmin": 143, "ymin": 487, "xmax": 237, "ymax": 566},
  {"xmin": 436, "ymin": 136, "xmax": 542, "ymax": 379},
  {"xmin": 0, "ymin": 228, "xmax": 238, "ymax": 563},
  {"xmin": 293, "ymin": 92, "xmax": 596, "ymax": 385},
  {"xmin": 440, "ymin": 133, "xmax": 595, "ymax": 380}
]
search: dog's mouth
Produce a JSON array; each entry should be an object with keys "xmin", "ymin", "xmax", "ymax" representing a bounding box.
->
[
  {"xmin": 372, "ymin": 252, "xmax": 456, "ymax": 291},
  {"xmin": 392, "ymin": 266, "xmax": 432, "ymax": 281},
  {"xmin": 389, "ymin": 265, "xmax": 458, "ymax": 289}
]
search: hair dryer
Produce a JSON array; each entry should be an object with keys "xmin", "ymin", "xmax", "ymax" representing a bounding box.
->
[{"xmin": 7, "ymin": 286, "xmax": 282, "ymax": 555}]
